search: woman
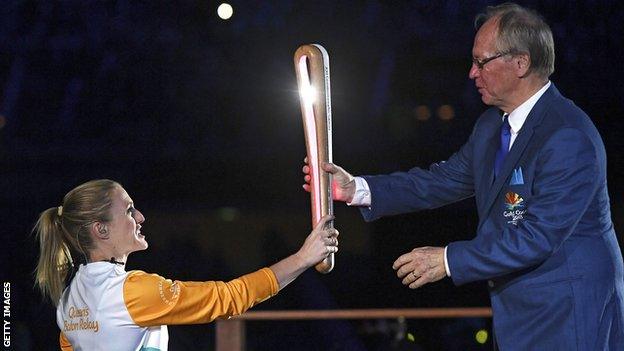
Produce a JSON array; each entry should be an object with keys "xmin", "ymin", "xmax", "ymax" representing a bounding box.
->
[{"xmin": 34, "ymin": 179, "xmax": 338, "ymax": 351}]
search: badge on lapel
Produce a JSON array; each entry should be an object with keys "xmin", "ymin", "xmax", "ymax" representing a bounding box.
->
[
  {"xmin": 510, "ymin": 166, "xmax": 524, "ymax": 185},
  {"xmin": 503, "ymin": 191, "xmax": 526, "ymax": 225}
]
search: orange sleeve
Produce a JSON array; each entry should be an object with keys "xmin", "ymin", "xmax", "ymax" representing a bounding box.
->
[
  {"xmin": 59, "ymin": 332, "xmax": 73, "ymax": 351},
  {"xmin": 123, "ymin": 268, "xmax": 279, "ymax": 327}
]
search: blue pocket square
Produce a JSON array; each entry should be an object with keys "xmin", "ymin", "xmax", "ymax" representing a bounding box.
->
[{"xmin": 510, "ymin": 167, "xmax": 524, "ymax": 185}]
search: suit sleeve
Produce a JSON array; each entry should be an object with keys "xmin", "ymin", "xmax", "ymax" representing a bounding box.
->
[
  {"xmin": 447, "ymin": 128, "xmax": 600, "ymax": 285},
  {"xmin": 123, "ymin": 268, "xmax": 279, "ymax": 327},
  {"xmin": 359, "ymin": 124, "xmax": 477, "ymax": 221},
  {"xmin": 59, "ymin": 332, "xmax": 73, "ymax": 351}
]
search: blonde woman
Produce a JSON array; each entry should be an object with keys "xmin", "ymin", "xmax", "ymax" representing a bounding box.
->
[{"xmin": 35, "ymin": 179, "xmax": 338, "ymax": 351}]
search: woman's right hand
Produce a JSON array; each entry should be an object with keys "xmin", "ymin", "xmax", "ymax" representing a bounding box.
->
[
  {"xmin": 270, "ymin": 214, "xmax": 339, "ymax": 290},
  {"xmin": 295, "ymin": 214, "xmax": 339, "ymax": 268}
]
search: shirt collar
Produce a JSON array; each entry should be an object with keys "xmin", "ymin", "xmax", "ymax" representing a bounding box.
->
[{"xmin": 506, "ymin": 81, "xmax": 551, "ymax": 133}]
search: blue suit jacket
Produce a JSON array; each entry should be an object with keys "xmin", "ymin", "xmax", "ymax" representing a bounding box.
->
[{"xmin": 360, "ymin": 84, "xmax": 624, "ymax": 350}]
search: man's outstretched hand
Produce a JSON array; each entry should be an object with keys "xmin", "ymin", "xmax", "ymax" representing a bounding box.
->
[
  {"xmin": 393, "ymin": 246, "xmax": 447, "ymax": 289},
  {"xmin": 302, "ymin": 157, "xmax": 356, "ymax": 203}
]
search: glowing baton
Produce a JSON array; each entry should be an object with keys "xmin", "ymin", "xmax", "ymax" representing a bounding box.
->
[{"xmin": 294, "ymin": 44, "xmax": 334, "ymax": 274}]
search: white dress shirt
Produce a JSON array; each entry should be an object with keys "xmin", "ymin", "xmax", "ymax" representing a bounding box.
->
[{"xmin": 348, "ymin": 81, "xmax": 551, "ymax": 277}]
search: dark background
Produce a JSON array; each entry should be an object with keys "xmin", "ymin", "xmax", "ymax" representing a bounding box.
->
[{"xmin": 1, "ymin": 1, "xmax": 623, "ymax": 350}]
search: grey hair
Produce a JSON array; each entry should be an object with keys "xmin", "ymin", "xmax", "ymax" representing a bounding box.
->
[{"xmin": 475, "ymin": 2, "xmax": 555, "ymax": 79}]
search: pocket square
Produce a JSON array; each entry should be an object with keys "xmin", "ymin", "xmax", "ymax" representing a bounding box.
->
[{"xmin": 510, "ymin": 167, "xmax": 524, "ymax": 185}]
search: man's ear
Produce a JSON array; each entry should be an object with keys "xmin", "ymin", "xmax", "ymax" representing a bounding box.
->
[
  {"xmin": 515, "ymin": 53, "xmax": 531, "ymax": 78},
  {"xmin": 91, "ymin": 222, "xmax": 109, "ymax": 240}
]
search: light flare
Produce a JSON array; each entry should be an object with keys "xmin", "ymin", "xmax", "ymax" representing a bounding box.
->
[{"xmin": 297, "ymin": 55, "xmax": 322, "ymax": 222}]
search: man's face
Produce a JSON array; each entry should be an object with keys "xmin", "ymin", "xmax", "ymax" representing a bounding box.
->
[{"xmin": 469, "ymin": 18, "xmax": 518, "ymax": 111}]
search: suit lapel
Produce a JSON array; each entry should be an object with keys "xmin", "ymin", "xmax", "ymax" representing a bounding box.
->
[
  {"xmin": 477, "ymin": 120, "xmax": 501, "ymax": 213},
  {"xmin": 482, "ymin": 128, "xmax": 535, "ymax": 217},
  {"xmin": 479, "ymin": 84, "xmax": 559, "ymax": 221}
]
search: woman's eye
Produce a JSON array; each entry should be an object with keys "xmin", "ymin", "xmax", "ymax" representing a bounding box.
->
[{"xmin": 128, "ymin": 207, "xmax": 136, "ymax": 215}]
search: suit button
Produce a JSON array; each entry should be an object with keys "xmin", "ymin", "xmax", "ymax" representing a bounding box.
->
[{"xmin": 488, "ymin": 280, "xmax": 494, "ymax": 288}]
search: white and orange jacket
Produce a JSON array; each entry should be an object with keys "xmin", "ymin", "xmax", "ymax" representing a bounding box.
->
[{"xmin": 57, "ymin": 262, "xmax": 279, "ymax": 351}]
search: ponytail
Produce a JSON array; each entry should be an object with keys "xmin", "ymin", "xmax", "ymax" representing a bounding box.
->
[
  {"xmin": 34, "ymin": 179, "xmax": 120, "ymax": 305},
  {"xmin": 34, "ymin": 207, "xmax": 73, "ymax": 305}
]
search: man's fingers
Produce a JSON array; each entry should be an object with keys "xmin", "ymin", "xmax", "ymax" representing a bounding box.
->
[
  {"xmin": 394, "ymin": 247, "xmax": 445, "ymax": 290},
  {"xmin": 409, "ymin": 275, "xmax": 428, "ymax": 289},
  {"xmin": 302, "ymin": 184, "xmax": 311, "ymax": 192},
  {"xmin": 402, "ymin": 271, "xmax": 420, "ymax": 285},
  {"xmin": 397, "ymin": 264, "xmax": 417, "ymax": 278},
  {"xmin": 392, "ymin": 253, "xmax": 413, "ymax": 270},
  {"xmin": 322, "ymin": 162, "xmax": 337, "ymax": 173},
  {"xmin": 392, "ymin": 257, "xmax": 404, "ymax": 270},
  {"xmin": 302, "ymin": 165, "xmax": 310, "ymax": 174}
]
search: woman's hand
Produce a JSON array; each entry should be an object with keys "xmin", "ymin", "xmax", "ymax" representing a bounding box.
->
[
  {"xmin": 295, "ymin": 214, "xmax": 339, "ymax": 267},
  {"xmin": 269, "ymin": 214, "xmax": 339, "ymax": 290}
]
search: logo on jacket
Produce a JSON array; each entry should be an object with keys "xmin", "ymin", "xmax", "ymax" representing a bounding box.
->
[
  {"xmin": 504, "ymin": 192, "xmax": 524, "ymax": 210},
  {"xmin": 503, "ymin": 191, "xmax": 526, "ymax": 225}
]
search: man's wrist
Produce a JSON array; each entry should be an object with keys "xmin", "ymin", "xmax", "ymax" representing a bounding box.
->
[{"xmin": 348, "ymin": 177, "xmax": 372, "ymax": 206}]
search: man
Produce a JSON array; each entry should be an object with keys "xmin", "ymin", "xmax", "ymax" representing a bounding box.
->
[{"xmin": 304, "ymin": 3, "xmax": 624, "ymax": 349}]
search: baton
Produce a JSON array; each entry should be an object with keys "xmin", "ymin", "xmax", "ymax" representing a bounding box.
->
[{"xmin": 294, "ymin": 44, "xmax": 334, "ymax": 274}]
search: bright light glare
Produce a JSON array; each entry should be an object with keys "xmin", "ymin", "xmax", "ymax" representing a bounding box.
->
[
  {"xmin": 300, "ymin": 84, "xmax": 317, "ymax": 104},
  {"xmin": 217, "ymin": 3, "xmax": 234, "ymax": 20}
]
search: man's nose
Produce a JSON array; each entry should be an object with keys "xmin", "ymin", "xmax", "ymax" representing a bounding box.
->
[{"xmin": 469, "ymin": 63, "xmax": 480, "ymax": 79}]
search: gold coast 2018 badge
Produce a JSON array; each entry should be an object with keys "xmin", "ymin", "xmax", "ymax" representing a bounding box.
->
[{"xmin": 503, "ymin": 192, "xmax": 526, "ymax": 225}]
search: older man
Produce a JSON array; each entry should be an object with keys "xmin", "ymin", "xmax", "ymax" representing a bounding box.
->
[{"xmin": 304, "ymin": 3, "xmax": 624, "ymax": 349}]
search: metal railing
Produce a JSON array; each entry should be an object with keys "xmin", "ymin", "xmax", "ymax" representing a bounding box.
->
[{"xmin": 215, "ymin": 307, "xmax": 492, "ymax": 351}]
